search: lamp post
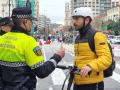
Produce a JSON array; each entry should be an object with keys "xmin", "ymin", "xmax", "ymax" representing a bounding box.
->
[
  {"xmin": 8, "ymin": 0, "xmax": 11, "ymax": 17},
  {"xmin": 2, "ymin": 4, "xmax": 5, "ymax": 17}
]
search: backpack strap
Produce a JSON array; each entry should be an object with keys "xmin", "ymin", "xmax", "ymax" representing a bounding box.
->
[{"xmin": 88, "ymin": 30, "xmax": 97, "ymax": 53}]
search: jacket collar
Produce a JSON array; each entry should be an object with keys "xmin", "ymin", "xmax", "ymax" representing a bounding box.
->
[
  {"xmin": 79, "ymin": 24, "xmax": 92, "ymax": 35},
  {"xmin": 11, "ymin": 26, "xmax": 29, "ymax": 35}
]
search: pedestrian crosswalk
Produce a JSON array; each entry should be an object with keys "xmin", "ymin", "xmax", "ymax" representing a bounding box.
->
[
  {"xmin": 111, "ymin": 72, "xmax": 120, "ymax": 83},
  {"xmin": 110, "ymin": 64, "xmax": 120, "ymax": 83}
]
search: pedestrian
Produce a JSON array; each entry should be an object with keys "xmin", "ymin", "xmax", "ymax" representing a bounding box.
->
[
  {"xmin": 0, "ymin": 7, "xmax": 65, "ymax": 90},
  {"xmin": 57, "ymin": 36, "xmax": 60, "ymax": 42},
  {"xmin": 0, "ymin": 17, "xmax": 13, "ymax": 35},
  {"xmin": 72, "ymin": 7, "xmax": 112, "ymax": 90},
  {"xmin": 0, "ymin": 17, "xmax": 14, "ymax": 90}
]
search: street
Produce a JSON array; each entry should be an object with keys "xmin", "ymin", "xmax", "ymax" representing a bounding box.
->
[
  {"xmin": 36, "ymin": 42, "xmax": 120, "ymax": 90},
  {"xmin": 0, "ymin": 0, "xmax": 120, "ymax": 90}
]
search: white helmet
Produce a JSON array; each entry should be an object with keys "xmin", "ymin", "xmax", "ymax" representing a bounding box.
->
[{"xmin": 72, "ymin": 7, "xmax": 93, "ymax": 19}]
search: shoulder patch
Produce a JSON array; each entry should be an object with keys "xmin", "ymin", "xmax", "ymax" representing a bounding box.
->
[{"xmin": 33, "ymin": 46, "xmax": 42, "ymax": 56}]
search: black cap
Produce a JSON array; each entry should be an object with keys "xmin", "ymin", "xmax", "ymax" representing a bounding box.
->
[
  {"xmin": 11, "ymin": 7, "xmax": 37, "ymax": 20},
  {"xmin": 0, "ymin": 17, "xmax": 13, "ymax": 27}
]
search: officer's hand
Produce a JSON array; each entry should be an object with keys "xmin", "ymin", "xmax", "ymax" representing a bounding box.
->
[
  {"xmin": 55, "ymin": 47, "xmax": 65, "ymax": 58},
  {"xmin": 80, "ymin": 66, "xmax": 92, "ymax": 78}
]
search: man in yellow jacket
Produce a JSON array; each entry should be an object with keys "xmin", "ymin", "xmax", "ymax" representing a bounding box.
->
[{"xmin": 72, "ymin": 7, "xmax": 112, "ymax": 90}]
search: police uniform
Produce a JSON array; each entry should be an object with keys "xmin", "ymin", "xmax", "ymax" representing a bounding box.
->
[
  {"xmin": 0, "ymin": 17, "xmax": 13, "ymax": 89},
  {"xmin": 0, "ymin": 7, "xmax": 62, "ymax": 90},
  {"xmin": 0, "ymin": 17, "xmax": 13, "ymax": 35}
]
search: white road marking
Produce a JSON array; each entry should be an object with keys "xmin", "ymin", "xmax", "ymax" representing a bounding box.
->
[
  {"xmin": 116, "ymin": 64, "xmax": 120, "ymax": 69},
  {"xmin": 111, "ymin": 72, "xmax": 120, "ymax": 83},
  {"xmin": 113, "ymin": 49, "xmax": 120, "ymax": 57},
  {"xmin": 43, "ymin": 44, "xmax": 68, "ymax": 86},
  {"xmin": 49, "ymin": 87, "xmax": 53, "ymax": 90},
  {"xmin": 109, "ymin": 63, "xmax": 120, "ymax": 83},
  {"xmin": 51, "ymin": 68, "xmax": 68, "ymax": 85}
]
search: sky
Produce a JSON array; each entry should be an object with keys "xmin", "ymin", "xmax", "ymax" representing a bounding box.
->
[{"xmin": 39, "ymin": 0, "xmax": 70, "ymax": 24}]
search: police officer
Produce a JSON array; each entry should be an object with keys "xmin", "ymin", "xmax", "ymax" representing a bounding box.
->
[
  {"xmin": 0, "ymin": 17, "xmax": 13, "ymax": 89},
  {"xmin": 0, "ymin": 17, "xmax": 13, "ymax": 35},
  {"xmin": 72, "ymin": 7, "xmax": 112, "ymax": 90},
  {"xmin": 0, "ymin": 7, "xmax": 65, "ymax": 90}
]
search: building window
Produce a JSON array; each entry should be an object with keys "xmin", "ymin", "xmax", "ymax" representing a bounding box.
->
[
  {"xmin": 116, "ymin": 2, "xmax": 119, "ymax": 6},
  {"xmin": 96, "ymin": 6, "xmax": 99, "ymax": 7},
  {"xmin": 89, "ymin": 2, "xmax": 91, "ymax": 7},
  {"xmin": 74, "ymin": 0, "xmax": 77, "ymax": 3},
  {"xmin": 93, "ymin": 2, "xmax": 95, "ymax": 6},
  {"xmin": 96, "ymin": 2, "xmax": 99, "ymax": 4},
  {"xmin": 96, "ymin": 9, "xmax": 99, "ymax": 11},
  {"xmin": 89, "ymin": 4, "xmax": 91, "ymax": 7},
  {"xmin": 96, "ymin": 0, "xmax": 99, "ymax": 2},
  {"xmin": 112, "ymin": 2, "xmax": 115, "ymax": 6}
]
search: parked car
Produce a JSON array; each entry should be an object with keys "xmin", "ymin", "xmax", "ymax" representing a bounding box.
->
[
  {"xmin": 114, "ymin": 36, "xmax": 120, "ymax": 44},
  {"xmin": 111, "ymin": 40, "xmax": 120, "ymax": 57}
]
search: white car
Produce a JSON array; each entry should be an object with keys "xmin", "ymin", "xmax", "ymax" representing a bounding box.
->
[
  {"xmin": 108, "ymin": 35, "xmax": 116, "ymax": 44},
  {"xmin": 108, "ymin": 35, "xmax": 120, "ymax": 44},
  {"xmin": 111, "ymin": 42, "xmax": 120, "ymax": 57},
  {"xmin": 114, "ymin": 36, "xmax": 120, "ymax": 44}
]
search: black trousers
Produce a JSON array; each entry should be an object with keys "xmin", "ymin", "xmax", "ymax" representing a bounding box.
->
[
  {"xmin": 3, "ymin": 86, "xmax": 36, "ymax": 90},
  {"xmin": 73, "ymin": 81, "xmax": 104, "ymax": 90}
]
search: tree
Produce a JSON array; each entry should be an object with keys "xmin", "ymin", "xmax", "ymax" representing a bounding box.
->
[{"xmin": 107, "ymin": 19, "xmax": 120, "ymax": 35}]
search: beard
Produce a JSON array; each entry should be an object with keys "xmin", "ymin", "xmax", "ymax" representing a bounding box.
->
[
  {"xmin": 74, "ymin": 23, "xmax": 83, "ymax": 31},
  {"xmin": 27, "ymin": 29, "xmax": 31, "ymax": 32},
  {"xmin": 26, "ymin": 27, "xmax": 32, "ymax": 32}
]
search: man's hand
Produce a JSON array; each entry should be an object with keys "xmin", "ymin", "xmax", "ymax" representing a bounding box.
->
[
  {"xmin": 55, "ymin": 47, "xmax": 65, "ymax": 58},
  {"xmin": 80, "ymin": 66, "xmax": 92, "ymax": 77}
]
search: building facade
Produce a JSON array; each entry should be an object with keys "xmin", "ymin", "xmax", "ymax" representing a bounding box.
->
[
  {"xmin": 70, "ymin": 0, "xmax": 112, "ymax": 17},
  {"xmin": 70, "ymin": 0, "xmax": 100, "ymax": 17},
  {"xmin": 100, "ymin": 0, "xmax": 111, "ymax": 15},
  {"xmin": 111, "ymin": 0, "xmax": 120, "ymax": 7},
  {"xmin": 64, "ymin": 2, "xmax": 71, "ymax": 26},
  {"xmin": 38, "ymin": 15, "xmax": 51, "ymax": 36},
  {"xmin": 38, "ymin": 15, "xmax": 47, "ymax": 31},
  {"xmin": 106, "ymin": 5, "xmax": 120, "ymax": 21},
  {"xmin": 34, "ymin": 0, "xmax": 39, "ymax": 33},
  {"xmin": 0, "ymin": 0, "xmax": 16, "ymax": 17}
]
